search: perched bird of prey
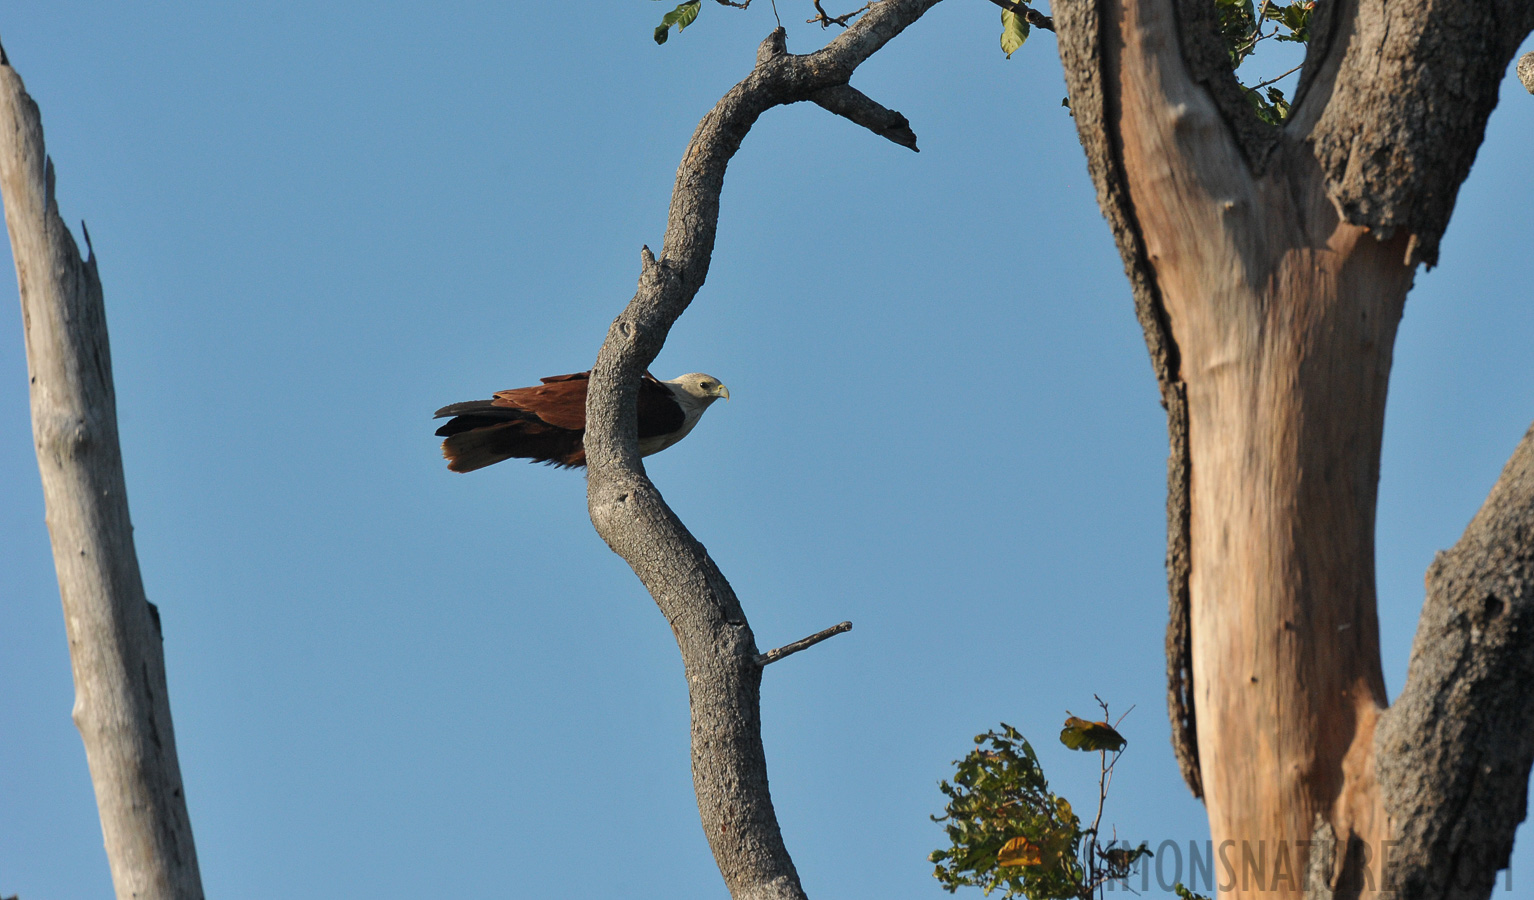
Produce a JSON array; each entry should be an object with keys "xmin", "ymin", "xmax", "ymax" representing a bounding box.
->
[{"xmin": 434, "ymin": 371, "xmax": 729, "ymax": 472}]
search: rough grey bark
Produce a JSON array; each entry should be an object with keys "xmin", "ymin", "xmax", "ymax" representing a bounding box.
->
[
  {"xmin": 1376, "ymin": 424, "xmax": 1534, "ymax": 900},
  {"xmin": 582, "ymin": 6, "xmax": 938, "ymax": 898},
  {"xmin": 1306, "ymin": 0, "xmax": 1534, "ymax": 266},
  {"xmin": 0, "ymin": 41, "xmax": 204, "ymax": 900}
]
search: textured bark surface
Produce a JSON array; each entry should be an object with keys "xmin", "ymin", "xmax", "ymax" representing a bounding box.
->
[
  {"xmin": 1377, "ymin": 425, "xmax": 1534, "ymax": 900},
  {"xmin": 1307, "ymin": 0, "xmax": 1534, "ymax": 266},
  {"xmin": 582, "ymin": 7, "xmax": 938, "ymax": 898},
  {"xmin": 0, "ymin": 43, "xmax": 204, "ymax": 900},
  {"xmin": 1054, "ymin": 0, "xmax": 1533, "ymax": 893}
]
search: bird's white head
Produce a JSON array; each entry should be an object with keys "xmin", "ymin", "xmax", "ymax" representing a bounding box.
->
[{"xmin": 666, "ymin": 373, "xmax": 730, "ymax": 406}]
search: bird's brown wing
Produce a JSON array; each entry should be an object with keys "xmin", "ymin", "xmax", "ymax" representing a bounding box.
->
[
  {"xmin": 493, "ymin": 371, "xmax": 682, "ymax": 437},
  {"xmin": 433, "ymin": 373, "xmax": 589, "ymax": 470},
  {"xmin": 488, "ymin": 372, "xmax": 590, "ymax": 430},
  {"xmin": 434, "ymin": 371, "xmax": 684, "ymax": 472}
]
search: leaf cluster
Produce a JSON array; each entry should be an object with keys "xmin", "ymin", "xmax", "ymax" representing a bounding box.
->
[
  {"xmin": 1215, "ymin": 0, "xmax": 1258, "ymax": 65},
  {"xmin": 1216, "ymin": 0, "xmax": 1314, "ymax": 123},
  {"xmin": 931, "ymin": 709, "xmax": 1157, "ymax": 900},
  {"xmin": 929, "ymin": 725, "xmax": 1086, "ymax": 899}
]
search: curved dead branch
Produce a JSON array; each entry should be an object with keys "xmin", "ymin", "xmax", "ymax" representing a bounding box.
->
[{"xmin": 583, "ymin": 6, "xmax": 940, "ymax": 898}]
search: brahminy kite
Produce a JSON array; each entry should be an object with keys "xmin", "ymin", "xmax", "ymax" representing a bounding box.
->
[{"xmin": 434, "ymin": 371, "xmax": 729, "ymax": 472}]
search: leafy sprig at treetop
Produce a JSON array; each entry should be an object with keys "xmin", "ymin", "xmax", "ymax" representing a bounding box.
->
[{"xmin": 930, "ymin": 704, "xmax": 1171, "ymax": 900}]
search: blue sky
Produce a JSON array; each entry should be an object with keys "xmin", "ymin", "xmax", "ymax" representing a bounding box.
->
[{"xmin": 2, "ymin": 4, "xmax": 1531, "ymax": 897}]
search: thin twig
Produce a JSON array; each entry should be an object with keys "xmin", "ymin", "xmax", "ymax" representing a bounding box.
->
[
  {"xmin": 1248, "ymin": 61, "xmax": 1304, "ymax": 91},
  {"xmin": 1235, "ymin": 0, "xmax": 1274, "ymax": 64},
  {"xmin": 983, "ymin": 0, "xmax": 1057, "ymax": 33},
  {"xmin": 809, "ymin": 0, "xmax": 874, "ymax": 27},
  {"xmin": 1084, "ymin": 697, "xmax": 1134, "ymax": 899},
  {"xmin": 756, "ymin": 621, "xmax": 853, "ymax": 666}
]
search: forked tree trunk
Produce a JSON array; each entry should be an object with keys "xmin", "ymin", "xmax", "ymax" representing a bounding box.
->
[{"xmin": 1056, "ymin": 0, "xmax": 1534, "ymax": 894}]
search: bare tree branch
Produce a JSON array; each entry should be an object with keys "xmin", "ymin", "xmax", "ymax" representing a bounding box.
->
[
  {"xmin": 0, "ymin": 41, "xmax": 204, "ymax": 900},
  {"xmin": 809, "ymin": 1, "xmax": 873, "ymax": 28},
  {"xmin": 756, "ymin": 621, "xmax": 853, "ymax": 666},
  {"xmin": 1377, "ymin": 422, "xmax": 1534, "ymax": 900},
  {"xmin": 810, "ymin": 84, "xmax": 919, "ymax": 150},
  {"xmin": 582, "ymin": 5, "xmax": 941, "ymax": 897}
]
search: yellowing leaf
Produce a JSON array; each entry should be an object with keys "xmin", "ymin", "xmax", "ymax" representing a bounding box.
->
[
  {"xmin": 1000, "ymin": 8, "xmax": 1029, "ymax": 58},
  {"xmin": 997, "ymin": 835, "xmax": 1043, "ymax": 867},
  {"xmin": 1060, "ymin": 716, "xmax": 1127, "ymax": 752}
]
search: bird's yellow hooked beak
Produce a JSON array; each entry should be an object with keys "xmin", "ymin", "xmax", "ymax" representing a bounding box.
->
[{"xmin": 715, "ymin": 382, "xmax": 731, "ymax": 401}]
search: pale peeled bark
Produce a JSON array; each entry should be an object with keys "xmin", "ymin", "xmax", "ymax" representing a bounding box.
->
[
  {"xmin": 0, "ymin": 44, "xmax": 204, "ymax": 900},
  {"xmin": 1112, "ymin": 0, "xmax": 1406, "ymax": 881}
]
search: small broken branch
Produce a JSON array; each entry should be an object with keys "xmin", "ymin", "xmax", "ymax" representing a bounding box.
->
[
  {"xmin": 756, "ymin": 621, "xmax": 853, "ymax": 666},
  {"xmin": 584, "ymin": 5, "xmax": 941, "ymax": 898},
  {"xmin": 810, "ymin": 84, "xmax": 919, "ymax": 150},
  {"xmin": 982, "ymin": 0, "xmax": 1057, "ymax": 33},
  {"xmin": 1247, "ymin": 61, "xmax": 1304, "ymax": 91}
]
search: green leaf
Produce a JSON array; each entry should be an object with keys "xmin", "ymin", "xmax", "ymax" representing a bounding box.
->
[
  {"xmin": 1264, "ymin": 0, "xmax": 1314, "ymax": 42},
  {"xmin": 1242, "ymin": 85, "xmax": 1289, "ymax": 125},
  {"xmin": 1265, "ymin": 86, "xmax": 1291, "ymax": 121},
  {"xmin": 1000, "ymin": 8, "xmax": 1030, "ymax": 58},
  {"xmin": 1059, "ymin": 716, "xmax": 1127, "ymax": 752},
  {"xmin": 654, "ymin": 0, "xmax": 702, "ymax": 45}
]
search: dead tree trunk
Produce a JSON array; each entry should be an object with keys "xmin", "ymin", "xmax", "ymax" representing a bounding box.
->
[
  {"xmin": 1055, "ymin": 0, "xmax": 1534, "ymax": 895},
  {"xmin": 0, "ymin": 41, "xmax": 204, "ymax": 900}
]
